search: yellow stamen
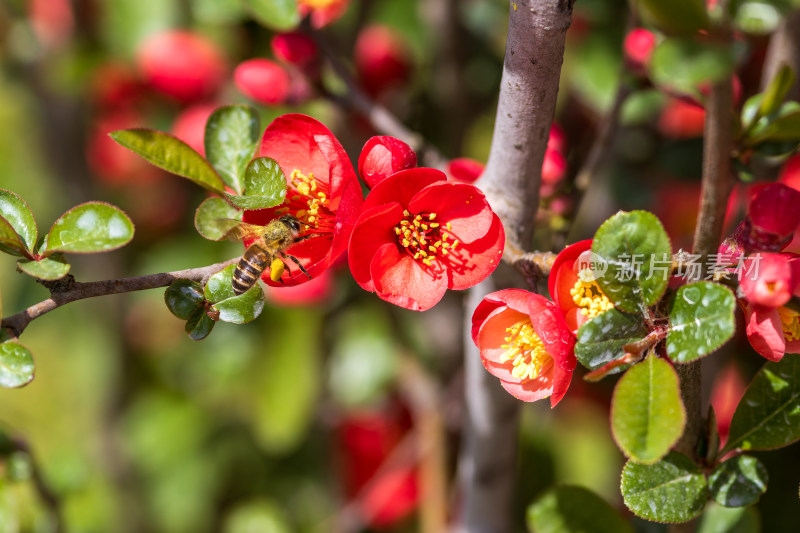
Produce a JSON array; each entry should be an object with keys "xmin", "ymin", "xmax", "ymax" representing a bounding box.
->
[
  {"xmin": 570, "ymin": 277, "xmax": 614, "ymax": 319},
  {"xmin": 499, "ymin": 320, "xmax": 551, "ymax": 382},
  {"xmin": 778, "ymin": 307, "xmax": 800, "ymax": 342}
]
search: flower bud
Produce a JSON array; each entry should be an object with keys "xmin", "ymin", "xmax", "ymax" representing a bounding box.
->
[
  {"xmin": 234, "ymin": 59, "xmax": 291, "ymax": 106},
  {"xmin": 358, "ymin": 136, "xmax": 417, "ymax": 189}
]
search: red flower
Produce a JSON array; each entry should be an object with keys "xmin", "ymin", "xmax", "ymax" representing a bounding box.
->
[
  {"xmin": 271, "ymin": 32, "xmax": 319, "ymax": 70},
  {"xmin": 446, "ymin": 158, "xmax": 484, "ymax": 184},
  {"xmin": 234, "ymin": 59, "xmax": 291, "ymax": 106},
  {"xmin": 548, "ymin": 239, "xmax": 614, "ymax": 335},
  {"xmin": 743, "ymin": 183, "xmax": 800, "ymax": 252},
  {"xmin": 348, "ymin": 168, "xmax": 504, "ymax": 311},
  {"xmin": 710, "ymin": 362, "xmax": 746, "ymax": 447},
  {"xmin": 745, "ymin": 303, "xmax": 800, "ymax": 361},
  {"xmin": 358, "ymin": 136, "xmax": 417, "ymax": 189},
  {"xmin": 136, "ymin": 30, "xmax": 226, "ymax": 103},
  {"xmin": 243, "ymin": 114, "xmax": 364, "ymax": 286},
  {"xmin": 471, "ymin": 289, "xmax": 576, "ymax": 406},
  {"xmin": 355, "ymin": 25, "xmax": 412, "ymax": 96},
  {"xmin": 624, "ymin": 28, "xmax": 656, "ymax": 72},
  {"xmin": 739, "ymin": 253, "xmax": 800, "ymax": 308},
  {"xmin": 297, "ymin": 0, "xmax": 350, "ymax": 28},
  {"xmin": 659, "ymin": 98, "xmax": 706, "ymax": 138}
]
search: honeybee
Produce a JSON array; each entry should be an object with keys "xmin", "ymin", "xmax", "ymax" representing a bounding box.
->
[{"xmin": 224, "ymin": 214, "xmax": 315, "ymax": 295}]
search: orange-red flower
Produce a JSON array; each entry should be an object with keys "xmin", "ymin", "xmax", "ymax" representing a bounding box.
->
[
  {"xmin": 348, "ymin": 168, "xmax": 504, "ymax": 311},
  {"xmin": 548, "ymin": 239, "xmax": 614, "ymax": 335},
  {"xmin": 472, "ymin": 289, "xmax": 575, "ymax": 406},
  {"xmin": 243, "ymin": 114, "xmax": 363, "ymax": 286}
]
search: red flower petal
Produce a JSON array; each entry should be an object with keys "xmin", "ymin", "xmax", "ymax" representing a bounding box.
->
[
  {"xmin": 348, "ymin": 203, "xmax": 405, "ymax": 291},
  {"xmin": 371, "ymin": 242, "xmax": 449, "ymax": 311},
  {"xmin": 362, "ymin": 167, "xmax": 445, "ymax": 212},
  {"xmin": 470, "ymin": 288, "xmax": 532, "ymax": 344},
  {"xmin": 446, "ymin": 214, "xmax": 505, "ymax": 290},
  {"xmin": 548, "ymin": 239, "xmax": 593, "ymax": 334},
  {"xmin": 499, "ymin": 373, "xmax": 555, "ymax": 403},
  {"xmin": 745, "ymin": 304, "xmax": 786, "ymax": 362},
  {"xmin": 408, "ymin": 182, "xmax": 494, "ymax": 245},
  {"xmin": 358, "ymin": 136, "xmax": 417, "ymax": 189}
]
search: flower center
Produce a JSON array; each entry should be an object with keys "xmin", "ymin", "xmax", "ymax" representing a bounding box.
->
[
  {"xmin": 299, "ymin": 0, "xmax": 339, "ymax": 9},
  {"xmin": 393, "ymin": 210, "xmax": 459, "ymax": 266},
  {"xmin": 280, "ymin": 169, "xmax": 334, "ymax": 233},
  {"xmin": 499, "ymin": 321, "xmax": 551, "ymax": 382},
  {"xmin": 570, "ymin": 277, "xmax": 614, "ymax": 320},
  {"xmin": 778, "ymin": 306, "xmax": 800, "ymax": 342}
]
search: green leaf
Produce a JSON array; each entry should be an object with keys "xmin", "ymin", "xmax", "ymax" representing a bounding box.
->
[
  {"xmin": 526, "ymin": 485, "xmax": 635, "ymax": 533},
  {"xmin": 611, "ymin": 354, "xmax": 686, "ymax": 463},
  {"xmin": 723, "ymin": 354, "xmax": 800, "ymax": 453},
  {"xmin": 621, "ymin": 451, "xmax": 708, "ymax": 523},
  {"xmin": 204, "ymin": 265, "xmax": 265, "ymax": 324},
  {"xmin": 750, "ymin": 108, "xmax": 800, "ymax": 143},
  {"xmin": 636, "ymin": 0, "xmax": 709, "ymax": 34},
  {"xmin": 0, "ymin": 189, "xmax": 37, "ymax": 257},
  {"xmin": 165, "ymin": 280, "xmax": 205, "ymax": 320},
  {"xmin": 205, "ymin": 105, "xmax": 260, "ymax": 194},
  {"xmin": 42, "ymin": 202, "xmax": 134, "ymax": 255},
  {"xmin": 575, "ymin": 309, "xmax": 649, "ymax": 373},
  {"xmin": 222, "ymin": 499, "xmax": 291, "ymax": 533},
  {"xmin": 224, "ymin": 157, "xmax": 287, "ymax": 210},
  {"xmin": 697, "ymin": 502, "xmax": 760, "ymax": 533},
  {"xmin": 186, "ymin": 307, "xmax": 215, "ymax": 340},
  {"xmin": 759, "ymin": 65, "xmax": 795, "ymax": 119},
  {"xmin": 650, "ymin": 38, "xmax": 735, "ymax": 96},
  {"xmin": 709, "ymin": 455, "xmax": 768, "ymax": 508},
  {"xmin": 195, "ymin": 197, "xmax": 241, "ymax": 241},
  {"xmin": 17, "ymin": 256, "xmax": 70, "ymax": 280},
  {"xmin": 0, "ymin": 342, "xmax": 35, "ymax": 388},
  {"xmin": 592, "ymin": 210, "xmax": 672, "ymax": 313},
  {"xmin": 110, "ymin": 129, "xmax": 225, "ymax": 193},
  {"xmin": 666, "ymin": 282, "xmax": 736, "ymax": 363},
  {"xmin": 741, "ymin": 93, "xmax": 764, "ymax": 132},
  {"xmin": 244, "ymin": 0, "xmax": 300, "ymax": 31}
]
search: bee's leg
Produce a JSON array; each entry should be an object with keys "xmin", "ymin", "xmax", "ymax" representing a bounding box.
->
[
  {"xmin": 281, "ymin": 252, "xmax": 313, "ymax": 279},
  {"xmin": 292, "ymin": 233, "xmax": 327, "ymax": 244}
]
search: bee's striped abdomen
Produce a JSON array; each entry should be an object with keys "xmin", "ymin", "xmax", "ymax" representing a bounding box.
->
[{"xmin": 232, "ymin": 245, "xmax": 269, "ymax": 295}]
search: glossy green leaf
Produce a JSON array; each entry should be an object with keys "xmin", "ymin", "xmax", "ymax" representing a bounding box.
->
[
  {"xmin": 43, "ymin": 202, "xmax": 134, "ymax": 254},
  {"xmin": 204, "ymin": 265, "xmax": 265, "ymax": 324},
  {"xmin": 195, "ymin": 197, "xmax": 241, "ymax": 241},
  {"xmin": 697, "ymin": 502, "xmax": 760, "ymax": 533},
  {"xmin": 0, "ymin": 342, "xmax": 35, "ymax": 388},
  {"xmin": 759, "ymin": 65, "xmax": 795, "ymax": 119},
  {"xmin": 224, "ymin": 157, "xmax": 287, "ymax": 210},
  {"xmin": 110, "ymin": 129, "xmax": 225, "ymax": 193},
  {"xmin": 223, "ymin": 499, "xmax": 291, "ymax": 533},
  {"xmin": 611, "ymin": 354, "xmax": 686, "ymax": 463},
  {"xmin": 636, "ymin": 0, "xmax": 709, "ymax": 34},
  {"xmin": 0, "ymin": 189, "xmax": 37, "ymax": 257},
  {"xmin": 526, "ymin": 485, "xmax": 634, "ymax": 533},
  {"xmin": 709, "ymin": 455, "xmax": 768, "ymax": 507},
  {"xmin": 592, "ymin": 210, "xmax": 672, "ymax": 313},
  {"xmin": 666, "ymin": 282, "xmax": 736, "ymax": 363},
  {"xmin": 165, "ymin": 280, "xmax": 205, "ymax": 320},
  {"xmin": 205, "ymin": 105, "xmax": 260, "ymax": 194},
  {"xmin": 750, "ymin": 108, "xmax": 800, "ymax": 143},
  {"xmin": 244, "ymin": 0, "xmax": 300, "ymax": 31},
  {"xmin": 650, "ymin": 38, "xmax": 735, "ymax": 95},
  {"xmin": 575, "ymin": 309, "xmax": 649, "ymax": 373},
  {"xmin": 621, "ymin": 451, "xmax": 708, "ymax": 523},
  {"xmin": 723, "ymin": 354, "xmax": 800, "ymax": 453},
  {"xmin": 17, "ymin": 256, "xmax": 70, "ymax": 280},
  {"xmin": 741, "ymin": 93, "xmax": 764, "ymax": 132},
  {"xmin": 186, "ymin": 307, "xmax": 215, "ymax": 340}
]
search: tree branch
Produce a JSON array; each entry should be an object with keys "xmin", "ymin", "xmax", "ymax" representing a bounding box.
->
[
  {"xmin": 1, "ymin": 258, "xmax": 239, "ymax": 338},
  {"xmin": 457, "ymin": 2, "xmax": 573, "ymax": 532}
]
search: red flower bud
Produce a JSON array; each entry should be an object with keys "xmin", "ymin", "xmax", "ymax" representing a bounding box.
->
[
  {"xmin": 271, "ymin": 32, "xmax": 319, "ymax": 70},
  {"xmin": 358, "ymin": 136, "xmax": 417, "ymax": 189},
  {"xmin": 745, "ymin": 183, "xmax": 800, "ymax": 252},
  {"xmin": 355, "ymin": 25, "xmax": 412, "ymax": 96},
  {"xmin": 136, "ymin": 31, "xmax": 226, "ymax": 103},
  {"xmin": 623, "ymin": 28, "xmax": 656, "ymax": 72},
  {"xmin": 446, "ymin": 158, "xmax": 484, "ymax": 184},
  {"xmin": 542, "ymin": 148, "xmax": 567, "ymax": 184},
  {"xmin": 234, "ymin": 59, "xmax": 291, "ymax": 106}
]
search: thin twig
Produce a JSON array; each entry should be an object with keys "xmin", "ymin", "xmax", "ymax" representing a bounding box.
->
[
  {"xmin": 1, "ymin": 258, "xmax": 239, "ymax": 338},
  {"xmin": 307, "ymin": 23, "xmax": 449, "ymax": 170}
]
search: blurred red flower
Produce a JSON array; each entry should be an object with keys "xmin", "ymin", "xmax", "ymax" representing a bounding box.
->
[
  {"xmin": 624, "ymin": 28, "xmax": 656, "ymax": 72},
  {"xmin": 355, "ymin": 25, "xmax": 412, "ymax": 96},
  {"xmin": 710, "ymin": 362, "xmax": 746, "ymax": 446},
  {"xmin": 548, "ymin": 239, "xmax": 614, "ymax": 335},
  {"xmin": 243, "ymin": 114, "xmax": 364, "ymax": 286},
  {"xmin": 358, "ymin": 136, "xmax": 417, "ymax": 189},
  {"xmin": 170, "ymin": 103, "xmax": 217, "ymax": 156},
  {"xmin": 136, "ymin": 30, "xmax": 226, "ymax": 103},
  {"xmin": 348, "ymin": 168, "xmax": 504, "ymax": 311},
  {"xmin": 298, "ymin": 0, "xmax": 350, "ymax": 28},
  {"xmin": 271, "ymin": 31, "xmax": 320, "ymax": 71},
  {"xmin": 744, "ymin": 183, "xmax": 800, "ymax": 252},
  {"xmin": 234, "ymin": 59, "xmax": 291, "ymax": 106},
  {"xmin": 446, "ymin": 158, "xmax": 484, "ymax": 184},
  {"xmin": 471, "ymin": 289, "xmax": 576, "ymax": 406}
]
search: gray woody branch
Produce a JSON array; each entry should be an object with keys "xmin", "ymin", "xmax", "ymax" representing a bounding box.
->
[{"xmin": 456, "ymin": 2, "xmax": 573, "ymax": 532}]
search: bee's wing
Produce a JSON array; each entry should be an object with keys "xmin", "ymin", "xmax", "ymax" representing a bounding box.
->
[{"xmin": 219, "ymin": 220, "xmax": 266, "ymax": 242}]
